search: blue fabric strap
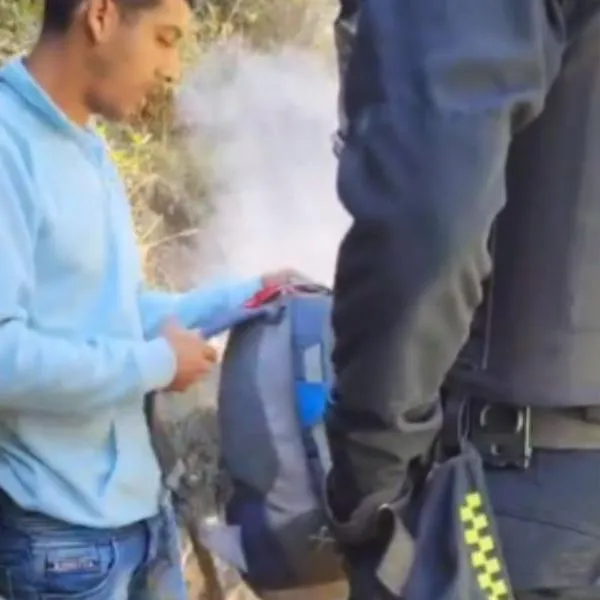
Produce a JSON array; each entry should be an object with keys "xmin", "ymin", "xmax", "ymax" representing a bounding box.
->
[{"xmin": 290, "ymin": 294, "xmax": 333, "ymax": 504}]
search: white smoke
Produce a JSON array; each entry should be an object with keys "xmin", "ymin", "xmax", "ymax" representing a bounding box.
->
[
  {"xmin": 174, "ymin": 41, "xmax": 350, "ymax": 287},
  {"xmin": 167, "ymin": 43, "xmax": 351, "ymax": 598}
]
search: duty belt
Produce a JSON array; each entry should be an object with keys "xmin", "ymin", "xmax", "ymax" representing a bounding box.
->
[
  {"xmin": 530, "ymin": 407, "xmax": 600, "ymax": 450},
  {"xmin": 442, "ymin": 396, "xmax": 600, "ymax": 471}
]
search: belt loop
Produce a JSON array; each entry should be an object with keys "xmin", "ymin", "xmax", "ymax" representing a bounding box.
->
[{"xmin": 440, "ymin": 393, "xmax": 469, "ymax": 457}]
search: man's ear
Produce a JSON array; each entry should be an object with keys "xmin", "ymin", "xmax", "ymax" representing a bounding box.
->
[{"xmin": 84, "ymin": 0, "xmax": 121, "ymax": 43}]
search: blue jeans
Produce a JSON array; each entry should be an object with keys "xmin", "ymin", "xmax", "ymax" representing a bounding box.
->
[{"xmin": 0, "ymin": 490, "xmax": 188, "ymax": 600}]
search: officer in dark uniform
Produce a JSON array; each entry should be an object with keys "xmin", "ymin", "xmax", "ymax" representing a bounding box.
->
[{"xmin": 325, "ymin": 1, "xmax": 600, "ymax": 598}]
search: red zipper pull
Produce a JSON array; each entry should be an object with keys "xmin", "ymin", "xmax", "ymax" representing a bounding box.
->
[{"xmin": 244, "ymin": 283, "xmax": 284, "ymax": 308}]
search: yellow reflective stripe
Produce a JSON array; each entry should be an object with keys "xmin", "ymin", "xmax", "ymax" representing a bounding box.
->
[{"xmin": 458, "ymin": 491, "xmax": 511, "ymax": 600}]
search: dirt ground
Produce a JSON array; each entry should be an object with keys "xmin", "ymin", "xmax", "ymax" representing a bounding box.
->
[
  {"xmin": 178, "ymin": 511, "xmax": 348, "ymax": 600},
  {"xmin": 185, "ymin": 555, "xmax": 349, "ymax": 600},
  {"xmin": 179, "ymin": 507, "xmax": 349, "ymax": 600}
]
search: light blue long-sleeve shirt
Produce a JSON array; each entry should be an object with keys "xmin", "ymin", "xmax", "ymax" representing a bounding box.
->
[{"xmin": 0, "ymin": 57, "xmax": 261, "ymax": 528}]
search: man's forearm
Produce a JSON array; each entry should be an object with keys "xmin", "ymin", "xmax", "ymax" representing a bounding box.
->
[
  {"xmin": 326, "ymin": 0, "xmax": 563, "ymax": 532},
  {"xmin": 137, "ymin": 277, "xmax": 262, "ymax": 339},
  {"xmin": 0, "ymin": 321, "xmax": 175, "ymax": 415}
]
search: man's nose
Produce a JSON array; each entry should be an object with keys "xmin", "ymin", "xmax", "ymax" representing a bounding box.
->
[{"xmin": 160, "ymin": 57, "xmax": 182, "ymax": 87}]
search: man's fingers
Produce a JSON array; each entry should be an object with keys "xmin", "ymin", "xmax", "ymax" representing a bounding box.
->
[{"xmin": 203, "ymin": 344, "xmax": 218, "ymax": 362}]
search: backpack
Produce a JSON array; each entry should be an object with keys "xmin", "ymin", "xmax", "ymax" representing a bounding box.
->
[
  {"xmin": 149, "ymin": 282, "xmax": 345, "ymax": 596},
  {"xmin": 206, "ymin": 283, "xmax": 345, "ymax": 595}
]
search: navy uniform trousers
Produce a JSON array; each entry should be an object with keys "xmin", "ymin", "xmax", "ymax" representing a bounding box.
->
[{"xmin": 332, "ymin": 0, "xmax": 600, "ymax": 598}]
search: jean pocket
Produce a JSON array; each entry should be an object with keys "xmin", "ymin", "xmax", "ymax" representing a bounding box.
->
[{"xmin": 31, "ymin": 537, "xmax": 119, "ymax": 600}]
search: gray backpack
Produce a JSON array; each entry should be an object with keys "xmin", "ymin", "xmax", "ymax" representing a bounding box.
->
[
  {"xmin": 149, "ymin": 283, "xmax": 345, "ymax": 595},
  {"xmin": 204, "ymin": 283, "xmax": 345, "ymax": 595}
]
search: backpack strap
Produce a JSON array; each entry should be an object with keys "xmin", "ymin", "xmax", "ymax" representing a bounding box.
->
[{"xmin": 290, "ymin": 290, "xmax": 334, "ymax": 506}]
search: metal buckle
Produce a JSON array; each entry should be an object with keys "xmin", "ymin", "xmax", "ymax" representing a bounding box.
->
[{"xmin": 469, "ymin": 401, "xmax": 532, "ymax": 469}]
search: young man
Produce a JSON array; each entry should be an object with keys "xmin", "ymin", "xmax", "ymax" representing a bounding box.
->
[{"xmin": 0, "ymin": 0, "xmax": 291, "ymax": 598}]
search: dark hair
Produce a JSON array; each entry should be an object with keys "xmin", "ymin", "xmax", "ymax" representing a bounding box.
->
[{"xmin": 42, "ymin": 0, "xmax": 193, "ymax": 34}]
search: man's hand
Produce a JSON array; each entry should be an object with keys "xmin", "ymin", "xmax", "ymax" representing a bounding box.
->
[{"xmin": 161, "ymin": 319, "xmax": 218, "ymax": 392}]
